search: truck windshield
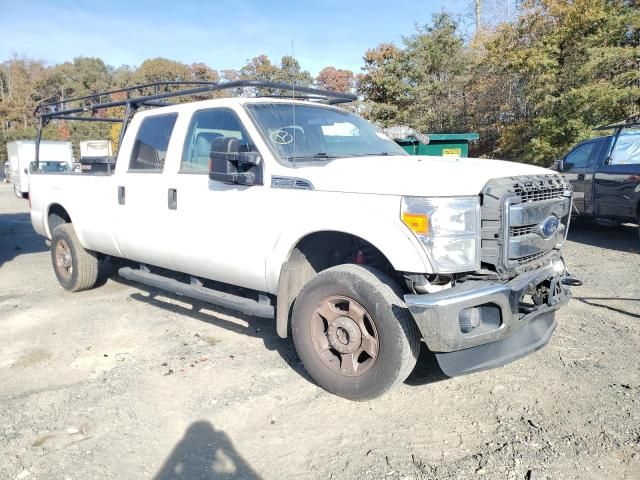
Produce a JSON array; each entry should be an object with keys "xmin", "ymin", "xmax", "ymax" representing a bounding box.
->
[
  {"xmin": 610, "ymin": 128, "xmax": 640, "ymax": 165},
  {"xmin": 246, "ymin": 103, "xmax": 407, "ymax": 163}
]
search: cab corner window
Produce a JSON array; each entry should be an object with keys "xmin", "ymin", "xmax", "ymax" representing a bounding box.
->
[
  {"xmin": 181, "ymin": 109, "xmax": 253, "ymax": 173},
  {"xmin": 129, "ymin": 113, "xmax": 178, "ymax": 172},
  {"xmin": 610, "ymin": 130, "xmax": 640, "ymax": 165}
]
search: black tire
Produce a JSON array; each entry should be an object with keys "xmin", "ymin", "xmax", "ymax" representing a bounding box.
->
[
  {"xmin": 291, "ymin": 264, "xmax": 420, "ymax": 401},
  {"xmin": 51, "ymin": 223, "xmax": 100, "ymax": 292}
]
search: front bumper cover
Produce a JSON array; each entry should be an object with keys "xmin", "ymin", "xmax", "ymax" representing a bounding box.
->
[{"xmin": 404, "ymin": 263, "xmax": 572, "ymax": 376}]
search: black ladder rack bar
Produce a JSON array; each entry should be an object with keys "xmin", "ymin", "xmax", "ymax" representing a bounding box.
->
[
  {"xmin": 52, "ymin": 115, "xmax": 123, "ymax": 123},
  {"xmin": 36, "ymin": 80, "xmax": 356, "ymax": 118},
  {"xmin": 593, "ymin": 114, "xmax": 640, "ymax": 131},
  {"xmin": 33, "ymin": 80, "xmax": 357, "ymax": 168}
]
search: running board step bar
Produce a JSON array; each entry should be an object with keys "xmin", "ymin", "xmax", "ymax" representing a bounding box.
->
[{"xmin": 118, "ymin": 266, "xmax": 274, "ymax": 319}]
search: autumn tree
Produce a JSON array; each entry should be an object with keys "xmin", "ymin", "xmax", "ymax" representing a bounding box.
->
[
  {"xmin": 239, "ymin": 54, "xmax": 279, "ymax": 82},
  {"xmin": 481, "ymin": 0, "xmax": 640, "ymax": 163},
  {"xmin": 276, "ymin": 55, "xmax": 313, "ymax": 86},
  {"xmin": 316, "ymin": 67, "xmax": 355, "ymax": 93},
  {"xmin": 357, "ymin": 43, "xmax": 408, "ymax": 124}
]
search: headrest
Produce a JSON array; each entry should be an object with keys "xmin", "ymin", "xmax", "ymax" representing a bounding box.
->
[
  {"xmin": 195, "ymin": 132, "xmax": 222, "ymax": 157},
  {"xmin": 210, "ymin": 137, "xmax": 240, "ymax": 156}
]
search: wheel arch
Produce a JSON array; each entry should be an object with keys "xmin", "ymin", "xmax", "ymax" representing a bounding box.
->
[
  {"xmin": 47, "ymin": 203, "xmax": 72, "ymax": 237},
  {"xmin": 273, "ymin": 228, "xmax": 427, "ymax": 338}
]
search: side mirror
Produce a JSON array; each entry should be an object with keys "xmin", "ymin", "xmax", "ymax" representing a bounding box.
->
[
  {"xmin": 208, "ymin": 138, "xmax": 261, "ymax": 186},
  {"xmin": 556, "ymin": 159, "xmax": 564, "ymax": 172},
  {"xmin": 24, "ymin": 168, "xmax": 29, "ymax": 174},
  {"xmin": 237, "ymin": 151, "xmax": 261, "ymax": 166}
]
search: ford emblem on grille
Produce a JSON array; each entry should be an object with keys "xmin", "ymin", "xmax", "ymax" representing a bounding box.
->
[{"xmin": 539, "ymin": 216, "xmax": 560, "ymax": 238}]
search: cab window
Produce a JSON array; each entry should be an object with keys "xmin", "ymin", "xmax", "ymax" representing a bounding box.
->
[
  {"xmin": 129, "ymin": 113, "xmax": 178, "ymax": 172},
  {"xmin": 181, "ymin": 109, "xmax": 253, "ymax": 173},
  {"xmin": 610, "ymin": 129, "xmax": 640, "ymax": 165},
  {"xmin": 564, "ymin": 142, "xmax": 596, "ymax": 170}
]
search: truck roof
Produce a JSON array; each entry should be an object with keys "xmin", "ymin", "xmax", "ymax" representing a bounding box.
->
[
  {"xmin": 8, "ymin": 140, "xmax": 72, "ymax": 145},
  {"xmin": 131, "ymin": 95, "xmax": 346, "ymax": 118}
]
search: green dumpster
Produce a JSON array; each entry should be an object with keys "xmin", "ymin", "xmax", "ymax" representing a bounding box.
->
[{"xmin": 396, "ymin": 133, "xmax": 479, "ymax": 157}]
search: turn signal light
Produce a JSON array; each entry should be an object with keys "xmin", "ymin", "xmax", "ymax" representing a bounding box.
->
[{"xmin": 402, "ymin": 213, "xmax": 429, "ymax": 235}]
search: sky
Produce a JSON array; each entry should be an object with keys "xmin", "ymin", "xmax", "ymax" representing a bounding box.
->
[{"xmin": 0, "ymin": 0, "xmax": 474, "ymax": 75}]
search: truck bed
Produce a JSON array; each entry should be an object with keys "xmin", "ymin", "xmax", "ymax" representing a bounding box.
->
[{"xmin": 29, "ymin": 172, "xmax": 121, "ymax": 257}]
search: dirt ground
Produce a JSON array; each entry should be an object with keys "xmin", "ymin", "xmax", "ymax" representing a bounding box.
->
[{"xmin": 1, "ymin": 182, "xmax": 639, "ymax": 480}]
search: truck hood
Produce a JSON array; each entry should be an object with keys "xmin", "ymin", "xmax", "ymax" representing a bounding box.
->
[{"xmin": 291, "ymin": 155, "xmax": 554, "ymax": 196}]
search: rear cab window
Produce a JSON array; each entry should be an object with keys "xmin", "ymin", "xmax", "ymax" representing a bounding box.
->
[
  {"xmin": 610, "ymin": 128, "xmax": 640, "ymax": 165},
  {"xmin": 129, "ymin": 113, "xmax": 178, "ymax": 172}
]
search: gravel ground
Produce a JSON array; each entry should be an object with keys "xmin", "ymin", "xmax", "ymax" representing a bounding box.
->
[{"xmin": 0, "ymin": 182, "xmax": 639, "ymax": 480}]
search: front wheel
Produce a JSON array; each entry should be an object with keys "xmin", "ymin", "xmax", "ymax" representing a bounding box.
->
[
  {"xmin": 51, "ymin": 224, "xmax": 100, "ymax": 292},
  {"xmin": 291, "ymin": 264, "xmax": 420, "ymax": 400}
]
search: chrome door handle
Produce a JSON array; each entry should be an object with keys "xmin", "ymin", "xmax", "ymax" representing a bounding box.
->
[{"xmin": 168, "ymin": 188, "xmax": 177, "ymax": 210}]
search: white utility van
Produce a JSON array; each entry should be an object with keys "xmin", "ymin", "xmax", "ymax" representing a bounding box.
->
[{"xmin": 7, "ymin": 140, "xmax": 73, "ymax": 198}]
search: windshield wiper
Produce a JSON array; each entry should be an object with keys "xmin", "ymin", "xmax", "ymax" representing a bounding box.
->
[
  {"xmin": 358, "ymin": 152, "xmax": 391, "ymax": 156},
  {"xmin": 283, "ymin": 152, "xmax": 394, "ymax": 162},
  {"xmin": 285, "ymin": 152, "xmax": 339, "ymax": 161}
]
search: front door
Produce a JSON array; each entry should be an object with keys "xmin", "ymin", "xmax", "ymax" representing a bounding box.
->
[
  {"xmin": 561, "ymin": 140, "xmax": 599, "ymax": 213},
  {"xmin": 167, "ymin": 107, "xmax": 271, "ymax": 293}
]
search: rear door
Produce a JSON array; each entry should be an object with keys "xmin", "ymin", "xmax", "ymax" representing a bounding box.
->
[
  {"xmin": 561, "ymin": 140, "xmax": 601, "ymax": 213},
  {"xmin": 115, "ymin": 112, "xmax": 179, "ymax": 268},
  {"xmin": 593, "ymin": 128, "xmax": 640, "ymax": 220}
]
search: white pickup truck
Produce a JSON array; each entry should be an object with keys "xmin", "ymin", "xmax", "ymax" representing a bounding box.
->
[{"xmin": 29, "ymin": 81, "xmax": 577, "ymax": 400}]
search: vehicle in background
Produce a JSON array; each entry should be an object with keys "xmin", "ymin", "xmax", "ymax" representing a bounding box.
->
[
  {"xmin": 79, "ymin": 140, "xmax": 116, "ymax": 174},
  {"xmin": 29, "ymin": 81, "xmax": 578, "ymax": 401},
  {"xmin": 6, "ymin": 140, "xmax": 73, "ymax": 198},
  {"xmin": 31, "ymin": 160, "xmax": 72, "ymax": 173},
  {"xmin": 555, "ymin": 116, "xmax": 640, "ymax": 238}
]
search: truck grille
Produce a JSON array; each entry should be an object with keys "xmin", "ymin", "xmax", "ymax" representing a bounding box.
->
[
  {"xmin": 513, "ymin": 250, "xmax": 550, "ymax": 265},
  {"xmin": 513, "ymin": 183, "xmax": 566, "ymax": 203},
  {"xmin": 510, "ymin": 224, "xmax": 537, "ymax": 237},
  {"xmin": 481, "ymin": 174, "xmax": 572, "ymax": 277}
]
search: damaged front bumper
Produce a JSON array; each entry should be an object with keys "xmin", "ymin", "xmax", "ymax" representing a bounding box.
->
[{"xmin": 404, "ymin": 263, "xmax": 573, "ymax": 377}]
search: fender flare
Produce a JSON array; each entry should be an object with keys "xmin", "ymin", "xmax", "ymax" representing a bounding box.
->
[{"xmin": 267, "ymin": 221, "xmax": 431, "ymax": 294}]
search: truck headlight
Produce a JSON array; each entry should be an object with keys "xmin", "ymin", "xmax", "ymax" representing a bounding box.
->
[{"xmin": 401, "ymin": 196, "xmax": 481, "ymax": 273}]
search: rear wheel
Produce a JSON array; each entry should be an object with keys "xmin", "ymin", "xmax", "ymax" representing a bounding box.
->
[
  {"xmin": 51, "ymin": 224, "xmax": 100, "ymax": 292},
  {"xmin": 291, "ymin": 264, "xmax": 420, "ymax": 400}
]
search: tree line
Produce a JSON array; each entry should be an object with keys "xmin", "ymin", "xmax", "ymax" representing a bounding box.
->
[{"xmin": 1, "ymin": 0, "xmax": 638, "ymax": 165}]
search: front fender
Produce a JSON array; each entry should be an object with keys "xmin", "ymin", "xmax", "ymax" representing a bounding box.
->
[{"xmin": 265, "ymin": 191, "xmax": 433, "ymax": 293}]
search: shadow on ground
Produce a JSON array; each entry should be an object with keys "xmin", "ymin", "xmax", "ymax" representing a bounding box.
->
[
  {"xmin": 0, "ymin": 212, "xmax": 48, "ymax": 268},
  {"xmin": 405, "ymin": 344, "xmax": 450, "ymax": 386},
  {"xmin": 154, "ymin": 421, "xmax": 261, "ymax": 480},
  {"xmin": 115, "ymin": 273, "xmax": 449, "ymax": 391},
  {"xmin": 567, "ymin": 219, "xmax": 638, "ymax": 253},
  {"xmin": 114, "ymin": 274, "xmax": 312, "ymax": 385},
  {"xmin": 574, "ymin": 296, "xmax": 640, "ymax": 319}
]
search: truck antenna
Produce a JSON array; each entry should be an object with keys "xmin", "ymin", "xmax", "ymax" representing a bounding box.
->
[{"xmin": 291, "ymin": 38, "xmax": 297, "ymax": 167}]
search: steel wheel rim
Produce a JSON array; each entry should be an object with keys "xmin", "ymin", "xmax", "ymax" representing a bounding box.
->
[
  {"xmin": 55, "ymin": 238, "xmax": 73, "ymax": 280},
  {"xmin": 310, "ymin": 295, "xmax": 379, "ymax": 377}
]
